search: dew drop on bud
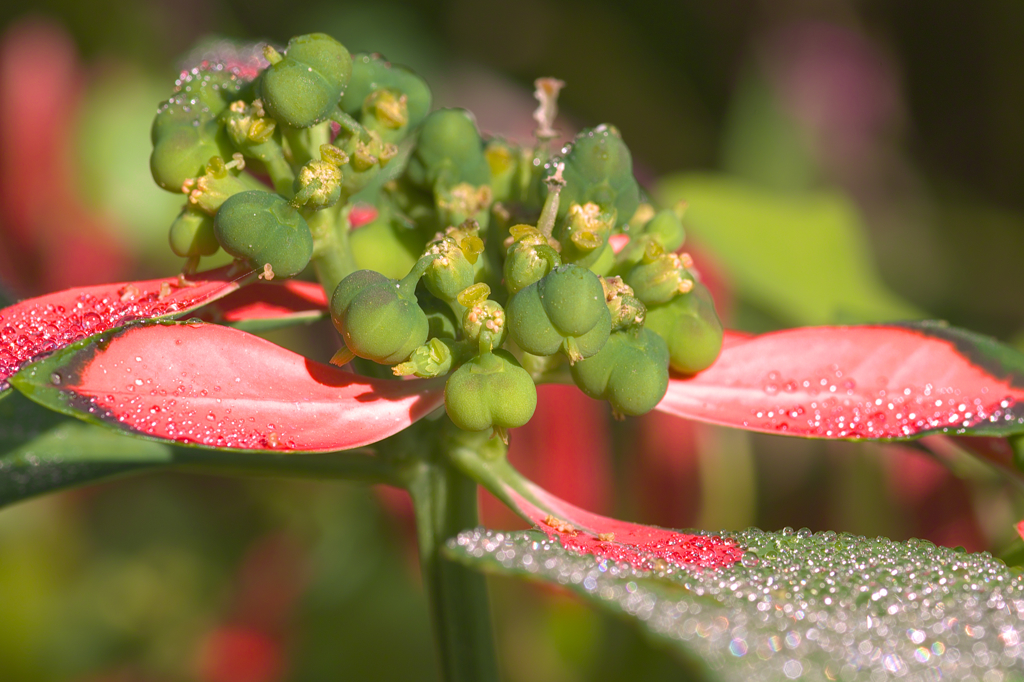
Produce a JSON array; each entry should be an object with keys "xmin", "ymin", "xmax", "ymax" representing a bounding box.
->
[{"xmin": 50, "ymin": 372, "xmax": 62, "ymax": 385}]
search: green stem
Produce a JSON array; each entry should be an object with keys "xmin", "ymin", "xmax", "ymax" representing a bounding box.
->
[
  {"xmin": 285, "ymin": 122, "xmax": 332, "ymax": 167},
  {"xmin": 449, "ymin": 444, "xmax": 538, "ymax": 514},
  {"xmin": 448, "ymin": 443, "xmax": 584, "ymax": 532},
  {"xmin": 263, "ymin": 150, "xmax": 296, "ymax": 196},
  {"xmin": 403, "ymin": 452, "xmax": 499, "ymax": 682},
  {"xmin": 308, "ymin": 205, "xmax": 356, "ymax": 297}
]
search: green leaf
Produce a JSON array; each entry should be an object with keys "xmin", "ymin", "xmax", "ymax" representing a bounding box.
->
[
  {"xmin": 0, "ymin": 388, "xmax": 402, "ymax": 509},
  {"xmin": 0, "ymin": 391, "xmax": 171, "ymax": 506},
  {"xmin": 656, "ymin": 174, "xmax": 923, "ymax": 326},
  {"xmin": 448, "ymin": 526, "xmax": 1024, "ymax": 681}
]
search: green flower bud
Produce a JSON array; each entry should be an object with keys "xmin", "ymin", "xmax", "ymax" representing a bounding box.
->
[
  {"xmin": 393, "ymin": 337, "xmax": 454, "ymax": 378},
  {"xmin": 434, "ymin": 182, "xmax": 493, "ymax": 231},
  {"xmin": 602, "ymin": 276, "xmax": 646, "ymax": 330},
  {"xmin": 260, "ymin": 34, "xmax": 352, "ymax": 128},
  {"xmin": 546, "ymin": 124, "xmax": 640, "ymax": 227},
  {"xmin": 503, "ymin": 225, "xmax": 562, "ymax": 296},
  {"xmin": 643, "ymin": 208, "xmax": 685, "ymax": 253},
  {"xmin": 342, "ymin": 53, "xmax": 432, "ymax": 137},
  {"xmin": 182, "ymin": 156, "xmax": 264, "ymax": 214},
  {"xmin": 330, "ymin": 269, "xmax": 429, "ymax": 365},
  {"xmin": 444, "ymin": 350, "xmax": 537, "ymax": 432},
  {"xmin": 221, "ymin": 100, "xmax": 295, "ymax": 195},
  {"xmin": 150, "ymin": 61, "xmax": 257, "ymax": 192},
  {"xmin": 336, "ymin": 131, "xmax": 398, "ymax": 200},
  {"xmin": 150, "ymin": 108, "xmax": 233, "ymax": 193},
  {"xmin": 463, "ymin": 298, "xmax": 507, "ymax": 354},
  {"xmin": 485, "ymin": 138, "xmax": 518, "ymax": 203},
  {"xmin": 644, "ymin": 281, "xmax": 723, "ymax": 375},
  {"xmin": 292, "ymin": 159, "xmax": 343, "ymax": 210},
  {"xmin": 422, "ymin": 228, "xmax": 478, "ymax": 303},
  {"xmin": 214, "ymin": 190, "xmax": 313, "ymax": 278},
  {"xmin": 570, "ymin": 327, "xmax": 670, "ymax": 418},
  {"xmin": 172, "ymin": 60, "xmax": 253, "ymax": 117},
  {"xmin": 507, "ymin": 264, "xmax": 611, "ymax": 363},
  {"xmin": 405, "ymin": 109, "xmax": 491, "ymax": 190},
  {"xmin": 625, "ymin": 242, "xmax": 694, "ymax": 306},
  {"xmin": 557, "ymin": 202, "xmax": 615, "ymax": 270},
  {"xmin": 169, "ymin": 204, "xmax": 219, "ymax": 258}
]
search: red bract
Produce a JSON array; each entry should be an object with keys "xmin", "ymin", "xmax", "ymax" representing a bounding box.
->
[
  {"xmin": 658, "ymin": 324, "xmax": 1024, "ymax": 439},
  {"xmin": 13, "ymin": 322, "xmax": 444, "ymax": 452},
  {"xmin": 202, "ymin": 279, "xmax": 328, "ymax": 324},
  {"xmin": 501, "ymin": 473, "xmax": 743, "ymax": 571},
  {"xmin": 0, "ymin": 268, "xmax": 242, "ymax": 390}
]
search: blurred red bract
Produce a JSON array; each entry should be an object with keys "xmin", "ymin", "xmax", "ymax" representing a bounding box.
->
[{"xmin": 0, "ymin": 17, "xmax": 130, "ymax": 296}]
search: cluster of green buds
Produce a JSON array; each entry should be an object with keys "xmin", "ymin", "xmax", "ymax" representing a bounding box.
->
[{"xmin": 152, "ymin": 33, "xmax": 724, "ymax": 441}]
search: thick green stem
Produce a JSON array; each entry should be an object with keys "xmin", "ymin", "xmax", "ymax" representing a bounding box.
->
[
  {"xmin": 308, "ymin": 206, "xmax": 357, "ymax": 297},
  {"xmin": 284, "ymin": 122, "xmax": 332, "ymax": 167},
  {"xmin": 403, "ymin": 454, "xmax": 499, "ymax": 682},
  {"xmin": 263, "ymin": 152, "xmax": 296, "ymax": 196}
]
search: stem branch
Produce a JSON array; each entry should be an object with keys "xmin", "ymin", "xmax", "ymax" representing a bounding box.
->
[{"xmin": 404, "ymin": 454, "xmax": 499, "ymax": 682}]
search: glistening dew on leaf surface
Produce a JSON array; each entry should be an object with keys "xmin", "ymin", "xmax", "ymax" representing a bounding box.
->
[
  {"xmin": 448, "ymin": 527, "xmax": 1024, "ymax": 682},
  {"xmin": 3, "ymin": 26, "xmax": 1024, "ymax": 682}
]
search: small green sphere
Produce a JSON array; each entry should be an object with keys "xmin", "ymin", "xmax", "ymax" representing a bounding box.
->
[
  {"xmin": 548, "ymin": 125, "xmax": 640, "ymax": 226},
  {"xmin": 330, "ymin": 270, "xmax": 429, "ymax": 365},
  {"xmin": 507, "ymin": 264, "xmax": 611, "ymax": 360},
  {"xmin": 260, "ymin": 34, "xmax": 352, "ymax": 128},
  {"xmin": 406, "ymin": 109, "xmax": 491, "ymax": 189},
  {"xmin": 644, "ymin": 281, "xmax": 724, "ymax": 375},
  {"xmin": 342, "ymin": 53, "xmax": 432, "ymax": 134},
  {"xmin": 570, "ymin": 327, "xmax": 670, "ymax": 416},
  {"xmin": 213, "ymin": 190, "xmax": 313, "ymax": 277},
  {"xmin": 444, "ymin": 351, "xmax": 537, "ymax": 432},
  {"xmin": 538, "ymin": 264, "xmax": 608, "ymax": 337},
  {"xmin": 504, "ymin": 242, "xmax": 560, "ymax": 296},
  {"xmin": 150, "ymin": 113, "xmax": 231, "ymax": 192},
  {"xmin": 169, "ymin": 205, "xmax": 219, "ymax": 258}
]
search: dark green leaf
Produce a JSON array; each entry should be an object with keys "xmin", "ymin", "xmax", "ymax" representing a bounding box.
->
[
  {"xmin": 0, "ymin": 389, "xmax": 398, "ymax": 509},
  {"xmin": 448, "ymin": 527, "xmax": 1024, "ymax": 681},
  {"xmin": 0, "ymin": 391, "xmax": 171, "ymax": 506}
]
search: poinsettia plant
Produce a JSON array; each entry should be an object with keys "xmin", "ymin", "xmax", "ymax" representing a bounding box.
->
[{"xmin": 3, "ymin": 32, "xmax": 1024, "ymax": 681}]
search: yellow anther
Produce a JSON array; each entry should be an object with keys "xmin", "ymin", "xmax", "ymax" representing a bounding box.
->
[
  {"xmin": 262, "ymin": 45, "xmax": 283, "ymax": 65},
  {"xmin": 378, "ymin": 143, "xmax": 399, "ymax": 167},
  {"xmin": 460, "ymin": 236, "xmax": 484, "ymax": 264},
  {"xmin": 319, "ymin": 143, "xmax": 349, "ymax": 167},
  {"xmin": 351, "ymin": 143, "xmax": 378, "ymax": 171},
  {"xmin": 509, "ymin": 224, "xmax": 540, "ymax": 241},
  {"xmin": 248, "ymin": 117, "xmax": 276, "ymax": 143},
  {"xmin": 205, "ymin": 155, "xmax": 227, "ymax": 178},
  {"xmin": 457, "ymin": 282, "xmax": 491, "ymax": 307},
  {"xmin": 642, "ymin": 239, "xmax": 664, "ymax": 263},
  {"xmin": 365, "ymin": 89, "xmax": 409, "ymax": 129},
  {"xmin": 570, "ymin": 229, "xmax": 602, "ymax": 251}
]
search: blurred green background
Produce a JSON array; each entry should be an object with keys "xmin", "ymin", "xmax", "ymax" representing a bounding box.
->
[{"xmin": 1, "ymin": 1, "xmax": 1023, "ymax": 680}]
